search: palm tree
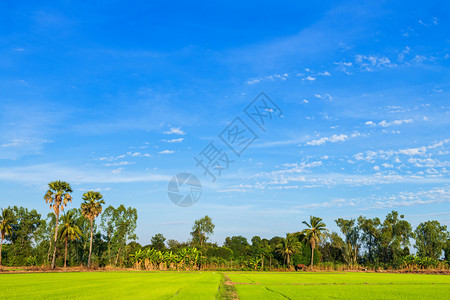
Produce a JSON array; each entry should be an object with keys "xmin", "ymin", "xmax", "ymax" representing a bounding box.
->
[
  {"xmin": 0, "ymin": 208, "xmax": 14, "ymax": 266},
  {"xmin": 81, "ymin": 191, "xmax": 105, "ymax": 268},
  {"xmin": 44, "ymin": 181, "xmax": 73, "ymax": 269},
  {"xmin": 60, "ymin": 210, "xmax": 82, "ymax": 268},
  {"xmin": 302, "ymin": 215, "xmax": 328, "ymax": 270},
  {"xmin": 275, "ymin": 233, "xmax": 301, "ymax": 267}
]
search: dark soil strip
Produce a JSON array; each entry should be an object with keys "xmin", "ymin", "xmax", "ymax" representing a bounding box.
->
[
  {"xmin": 218, "ymin": 273, "xmax": 239, "ymax": 300},
  {"xmin": 265, "ymin": 287, "xmax": 293, "ymax": 300},
  {"xmin": 232, "ymin": 282, "xmax": 449, "ymax": 286},
  {"xmin": 168, "ymin": 287, "xmax": 183, "ymax": 299}
]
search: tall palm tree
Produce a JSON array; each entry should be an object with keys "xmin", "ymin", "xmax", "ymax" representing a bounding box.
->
[
  {"xmin": 275, "ymin": 233, "xmax": 301, "ymax": 267},
  {"xmin": 302, "ymin": 215, "xmax": 328, "ymax": 270},
  {"xmin": 81, "ymin": 191, "xmax": 105, "ymax": 268},
  {"xmin": 44, "ymin": 181, "xmax": 73, "ymax": 269},
  {"xmin": 0, "ymin": 208, "xmax": 14, "ymax": 266},
  {"xmin": 60, "ymin": 210, "xmax": 82, "ymax": 268}
]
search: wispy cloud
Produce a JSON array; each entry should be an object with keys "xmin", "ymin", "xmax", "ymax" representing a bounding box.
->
[
  {"xmin": 365, "ymin": 119, "xmax": 413, "ymax": 127},
  {"xmin": 164, "ymin": 127, "xmax": 185, "ymax": 135},
  {"xmin": 163, "ymin": 138, "xmax": 184, "ymax": 143},
  {"xmin": 159, "ymin": 150, "xmax": 175, "ymax": 154}
]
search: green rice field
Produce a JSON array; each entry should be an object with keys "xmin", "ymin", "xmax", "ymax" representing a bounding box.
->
[{"xmin": 0, "ymin": 271, "xmax": 448, "ymax": 299}]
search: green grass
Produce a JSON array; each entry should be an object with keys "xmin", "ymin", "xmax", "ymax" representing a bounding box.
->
[
  {"xmin": 0, "ymin": 271, "xmax": 221, "ymax": 299},
  {"xmin": 1, "ymin": 271, "xmax": 449, "ymax": 299},
  {"xmin": 228, "ymin": 272, "xmax": 450, "ymax": 299}
]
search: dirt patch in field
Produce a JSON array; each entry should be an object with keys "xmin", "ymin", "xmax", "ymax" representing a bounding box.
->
[{"xmin": 220, "ymin": 274, "xmax": 240, "ymax": 300}]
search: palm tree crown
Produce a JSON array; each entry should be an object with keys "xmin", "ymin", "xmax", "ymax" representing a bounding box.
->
[
  {"xmin": 81, "ymin": 191, "xmax": 105, "ymax": 221},
  {"xmin": 275, "ymin": 233, "xmax": 301, "ymax": 266},
  {"xmin": 81, "ymin": 191, "xmax": 105, "ymax": 268},
  {"xmin": 60, "ymin": 210, "xmax": 82, "ymax": 267},
  {"xmin": 44, "ymin": 180, "xmax": 73, "ymax": 269},
  {"xmin": 44, "ymin": 181, "xmax": 73, "ymax": 215},
  {"xmin": 0, "ymin": 208, "xmax": 15, "ymax": 265},
  {"xmin": 302, "ymin": 215, "xmax": 328, "ymax": 270}
]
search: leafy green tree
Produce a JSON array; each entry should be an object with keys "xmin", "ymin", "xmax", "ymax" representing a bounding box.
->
[
  {"xmin": 7, "ymin": 206, "xmax": 43, "ymax": 266},
  {"xmin": 415, "ymin": 220, "xmax": 448, "ymax": 259},
  {"xmin": 378, "ymin": 211, "xmax": 413, "ymax": 265},
  {"xmin": 357, "ymin": 216, "xmax": 381, "ymax": 264},
  {"xmin": 101, "ymin": 205, "xmax": 137, "ymax": 266},
  {"xmin": 444, "ymin": 238, "xmax": 450, "ymax": 261},
  {"xmin": 224, "ymin": 236, "xmax": 250, "ymax": 258},
  {"xmin": 302, "ymin": 215, "xmax": 328, "ymax": 270},
  {"xmin": 100, "ymin": 205, "xmax": 115, "ymax": 265},
  {"xmin": 251, "ymin": 236, "xmax": 271, "ymax": 268},
  {"xmin": 0, "ymin": 208, "xmax": 15, "ymax": 265},
  {"xmin": 335, "ymin": 218, "xmax": 360, "ymax": 265},
  {"xmin": 44, "ymin": 181, "xmax": 72, "ymax": 269},
  {"xmin": 60, "ymin": 210, "xmax": 82, "ymax": 267},
  {"xmin": 358, "ymin": 211, "xmax": 413, "ymax": 266},
  {"xmin": 150, "ymin": 233, "xmax": 166, "ymax": 251},
  {"xmin": 319, "ymin": 232, "xmax": 345, "ymax": 263},
  {"xmin": 81, "ymin": 191, "xmax": 105, "ymax": 268},
  {"xmin": 275, "ymin": 233, "xmax": 301, "ymax": 266},
  {"xmin": 190, "ymin": 215, "xmax": 215, "ymax": 248}
]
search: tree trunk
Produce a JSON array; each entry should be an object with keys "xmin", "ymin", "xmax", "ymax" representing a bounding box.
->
[
  {"xmin": 64, "ymin": 236, "xmax": 68, "ymax": 268},
  {"xmin": 261, "ymin": 254, "xmax": 264, "ymax": 269},
  {"xmin": 108, "ymin": 235, "xmax": 111, "ymax": 265},
  {"xmin": 51, "ymin": 212, "xmax": 60, "ymax": 269},
  {"xmin": 115, "ymin": 246, "xmax": 122, "ymax": 266},
  {"xmin": 88, "ymin": 219, "xmax": 93, "ymax": 268},
  {"xmin": 0, "ymin": 233, "xmax": 4, "ymax": 266},
  {"xmin": 310, "ymin": 237, "xmax": 316, "ymax": 270},
  {"xmin": 47, "ymin": 239, "xmax": 52, "ymax": 264}
]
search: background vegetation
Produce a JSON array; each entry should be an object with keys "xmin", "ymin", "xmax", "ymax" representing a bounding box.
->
[{"xmin": 1, "ymin": 180, "xmax": 449, "ymax": 271}]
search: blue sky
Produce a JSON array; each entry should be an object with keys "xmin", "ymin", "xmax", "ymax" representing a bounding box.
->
[{"xmin": 0, "ymin": 0, "xmax": 449, "ymax": 245}]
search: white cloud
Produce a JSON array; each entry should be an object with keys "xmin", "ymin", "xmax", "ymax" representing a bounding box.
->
[
  {"xmin": 398, "ymin": 146, "xmax": 427, "ymax": 156},
  {"xmin": 318, "ymin": 71, "xmax": 331, "ymax": 76},
  {"xmin": 314, "ymin": 93, "xmax": 333, "ymax": 101},
  {"xmin": 159, "ymin": 150, "xmax": 175, "ymax": 154},
  {"xmin": 0, "ymin": 164, "xmax": 171, "ymax": 184},
  {"xmin": 365, "ymin": 119, "xmax": 413, "ymax": 127},
  {"xmin": 112, "ymin": 168, "xmax": 123, "ymax": 174},
  {"xmin": 78, "ymin": 187, "xmax": 111, "ymax": 192},
  {"xmin": 305, "ymin": 134, "xmax": 348, "ymax": 146},
  {"xmin": 103, "ymin": 161, "xmax": 135, "ymax": 167},
  {"xmin": 379, "ymin": 119, "xmax": 413, "ymax": 127},
  {"xmin": 164, "ymin": 138, "xmax": 184, "ymax": 143},
  {"xmin": 164, "ymin": 127, "xmax": 185, "ymax": 135},
  {"xmin": 295, "ymin": 198, "xmax": 356, "ymax": 209},
  {"xmin": 304, "ymin": 76, "xmax": 316, "ymax": 81}
]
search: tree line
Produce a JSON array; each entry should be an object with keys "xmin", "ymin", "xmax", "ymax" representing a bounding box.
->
[{"xmin": 0, "ymin": 180, "xmax": 449, "ymax": 270}]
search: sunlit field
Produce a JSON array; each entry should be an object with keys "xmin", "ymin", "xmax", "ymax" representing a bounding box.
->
[
  {"xmin": 228, "ymin": 272, "xmax": 450, "ymax": 299},
  {"xmin": 1, "ymin": 271, "xmax": 449, "ymax": 299},
  {"xmin": 0, "ymin": 271, "xmax": 221, "ymax": 299}
]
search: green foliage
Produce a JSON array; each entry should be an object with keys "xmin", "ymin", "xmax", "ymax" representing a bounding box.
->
[
  {"xmin": 358, "ymin": 211, "xmax": 414, "ymax": 266},
  {"xmin": 292, "ymin": 242, "xmax": 321, "ymax": 266},
  {"xmin": 150, "ymin": 233, "xmax": 166, "ymax": 251},
  {"xmin": 100, "ymin": 205, "xmax": 138, "ymax": 266},
  {"xmin": 415, "ymin": 220, "xmax": 448, "ymax": 259},
  {"xmin": 190, "ymin": 215, "xmax": 215, "ymax": 248},
  {"xmin": 25, "ymin": 256, "xmax": 37, "ymax": 266},
  {"xmin": 302, "ymin": 215, "xmax": 328, "ymax": 269},
  {"xmin": 224, "ymin": 235, "xmax": 250, "ymax": 258},
  {"xmin": 206, "ymin": 246, "xmax": 233, "ymax": 259},
  {"xmin": 275, "ymin": 233, "xmax": 301, "ymax": 266}
]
